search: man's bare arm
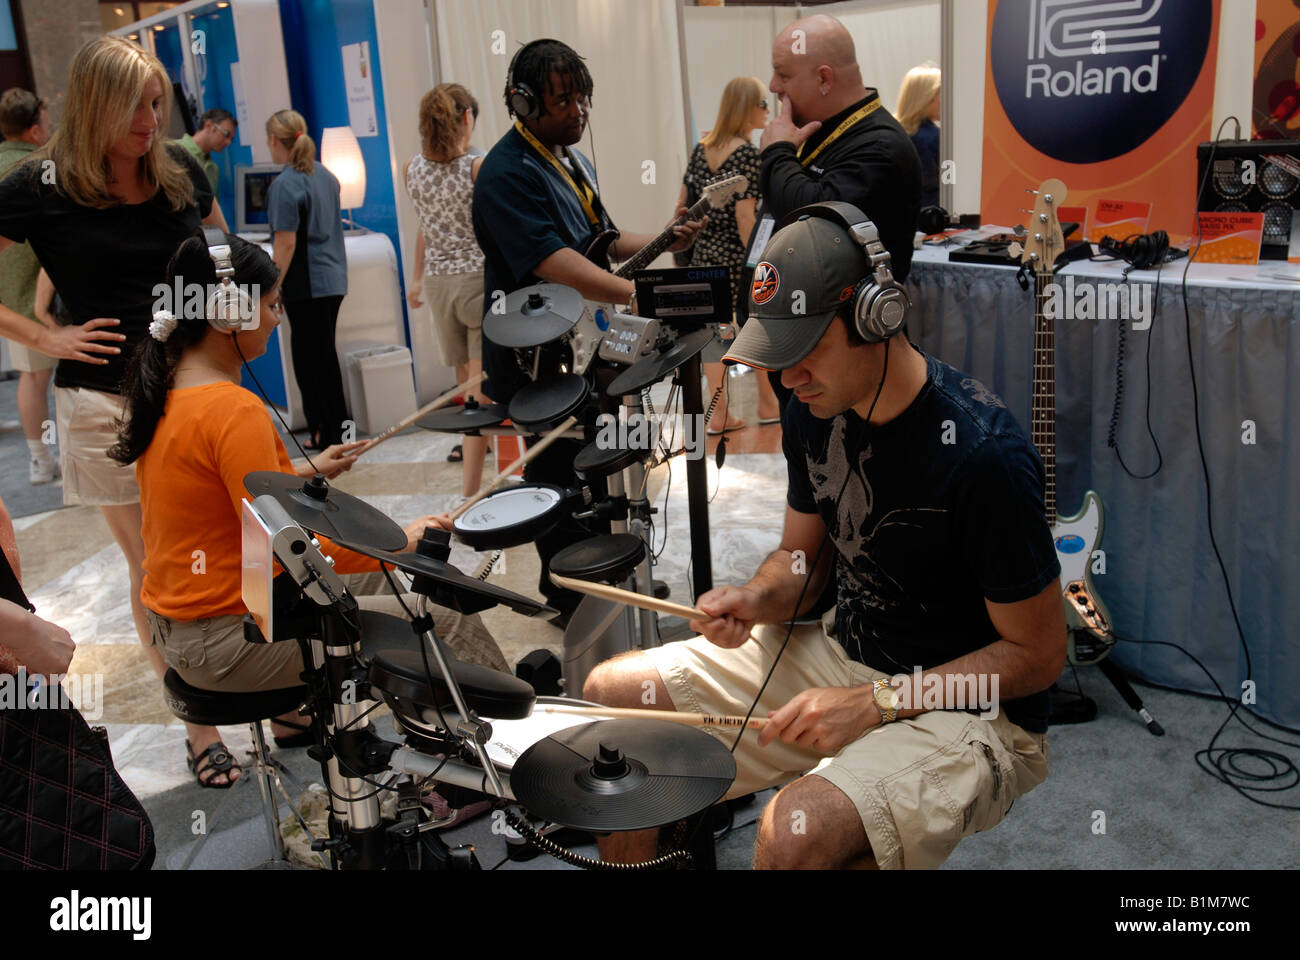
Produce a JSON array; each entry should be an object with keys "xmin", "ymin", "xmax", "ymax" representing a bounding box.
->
[
  {"xmin": 760, "ymin": 578, "xmax": 1067, "ymax": 753},
  {"xmin": 532, "ymin": 246, "xmax": 634, "ymax": 303},
  {"xmin": 893, "ymin": 579, "xmax": 1067, "ymax": 713}
]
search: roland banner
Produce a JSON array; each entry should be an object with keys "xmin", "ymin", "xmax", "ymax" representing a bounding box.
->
[{"xmin": 980, "ymin": 0, "xmax": 1220, "ymax": 236}]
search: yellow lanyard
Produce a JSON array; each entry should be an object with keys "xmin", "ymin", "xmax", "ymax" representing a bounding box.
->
[
  {"xmin": 514, "ymin": 120, "xmax": 600, "ymax": 226},
  {"xmin": 796, "ymin": 97, "xmax": 881, "ymax": 167}
]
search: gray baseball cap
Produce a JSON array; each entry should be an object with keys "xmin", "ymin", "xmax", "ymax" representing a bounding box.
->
[{"xmin": 723, "ymin": 213, "xmax": 864, "ymax": 371}]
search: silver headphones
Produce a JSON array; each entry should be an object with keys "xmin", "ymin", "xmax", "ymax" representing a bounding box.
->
[
  {"xmin": 202, "ymin": 226, "xmax": 257, "ymax": 332},
  {"xmin": 780, "ymin": 201, "xmax": 909, "ymax": 343}
]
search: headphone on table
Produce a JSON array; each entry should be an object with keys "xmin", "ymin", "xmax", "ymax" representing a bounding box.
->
[
  {"xmin": 202, "ymin": 226, "xmax": 257, "ymax": 332},
  {"xmin": 778, "ymin": 201, "xmax": 910, "ymax": 343},
  {"xmin": 1099, "ymin": 230, "xmax": 1170, "ymax": 270},
  {"xmin": 505, "ymin": 39, "xmax": 549, "ymax": 121}
]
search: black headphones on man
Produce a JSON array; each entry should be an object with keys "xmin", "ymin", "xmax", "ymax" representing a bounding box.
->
[
  {"xmin": 505, "ymin": 39, "xmax": 549, "ymax": 120},
  {"xmin": 202, "ymin": 226, "xmax": 258, "ymax": 332},
  {"xmin": 778, "ymin": 201, "xmax": 910, "ymax": 343}
]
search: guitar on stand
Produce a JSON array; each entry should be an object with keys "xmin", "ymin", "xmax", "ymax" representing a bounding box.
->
[{"xmin": 1018, "ymin": 180, "xmax": 1163, "ymax": 735}]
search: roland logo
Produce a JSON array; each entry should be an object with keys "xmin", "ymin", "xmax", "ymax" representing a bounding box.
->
[{"xmin": 1024, "ymin": 0, "xmax": 1162, "ymax": 98}]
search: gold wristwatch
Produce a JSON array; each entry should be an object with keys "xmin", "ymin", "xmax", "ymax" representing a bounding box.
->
[{"xmin": 872, "ymin": 678, "xmax": 901, "ymax": 724}]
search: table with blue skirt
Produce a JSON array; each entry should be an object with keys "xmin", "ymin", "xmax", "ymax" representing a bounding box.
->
[{"xmin": 905, "ymin": 244, "xmax": 1300, "ymax": 729}]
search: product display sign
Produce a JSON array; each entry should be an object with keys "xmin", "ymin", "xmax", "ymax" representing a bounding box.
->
[
  {"xmin": 981, "ymin": 0, "xmax": 1220, "ymax": 235},
  {"xmin": 1191, "ymin": 212, "xmax": 1265, "ymax": 264}
]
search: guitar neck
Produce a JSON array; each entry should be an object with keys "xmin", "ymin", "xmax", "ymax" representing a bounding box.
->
[
  {"xmin": 613, "ymin": 196, "xmax": 711, "ymax": 278},
  {"xmin": 1031, "ymin": 268, "xmax": 1057, "ymax": 523}
]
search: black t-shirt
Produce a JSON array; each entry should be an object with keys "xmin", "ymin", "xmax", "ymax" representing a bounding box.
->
[
  {"xmin": 758, "ymin": 90, "xmax": 921, "ymax": 282},
  {"xmin": 0, "ymin": 144, "xmax": 213, "ymax": 393},
  {"xmin": 782, "ymin": 353, "xmax": 1061, "ymax": 733},
  {"xmin": 471, "ymin": 125, "xmax": 607, "ymax": 403}
]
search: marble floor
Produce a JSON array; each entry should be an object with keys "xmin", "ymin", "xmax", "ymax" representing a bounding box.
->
[{"xmin": 7, "ymin": 368, "xmax": 788, "ymax": 803}]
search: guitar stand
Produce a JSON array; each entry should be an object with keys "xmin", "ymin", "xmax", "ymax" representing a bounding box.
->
[{"xmin": 1051, "ymin": 636, "xmax": 1165, "ymax": 736}]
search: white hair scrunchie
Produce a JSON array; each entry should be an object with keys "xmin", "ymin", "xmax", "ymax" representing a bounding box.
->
[{"xmin": 149, "ymin": 310, "xmax": 178, "ymax": 343}]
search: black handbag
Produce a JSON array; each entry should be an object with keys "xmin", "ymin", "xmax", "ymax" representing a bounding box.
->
[{"xmin": 0, "ymin": 544, "xmax": 156, "ymax": 870}]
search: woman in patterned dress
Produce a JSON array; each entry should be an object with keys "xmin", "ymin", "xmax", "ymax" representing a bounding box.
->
[
  {"xmin": 677, "ymin": 76, "xmax": 780, "ymax": 434},
  {"xmin": 404, "ymin": 83, "xmax": 489, "ymax": 497}
]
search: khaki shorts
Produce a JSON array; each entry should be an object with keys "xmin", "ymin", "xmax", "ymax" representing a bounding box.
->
[
  {"xmin": 423, "ymin": 271, "xmax": 484, "ymax": 369},
  {"xmin": 640, "ymin": 621, "xmax": 1050, "ymax": 869},
  {"xmin": 6, "ymin": 334, "xmax": 58, "ymax": 373},
  {"xmin": 54, "ymin": 386, "xmax": 139, "ymax": 507},
  {"xmin": 147, "ymin": 571, "xmax": 509, "ymax": 694}
]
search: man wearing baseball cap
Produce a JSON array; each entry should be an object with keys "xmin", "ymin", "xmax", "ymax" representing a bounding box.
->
[{"xmin": 585, "ymin": 202, "xmax": 1065, "ymax": 869}]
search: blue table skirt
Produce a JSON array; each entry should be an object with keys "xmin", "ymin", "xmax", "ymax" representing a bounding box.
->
[{"xmin": 907, "ymin": 254, "xmax": 1300, "ymax": 728}]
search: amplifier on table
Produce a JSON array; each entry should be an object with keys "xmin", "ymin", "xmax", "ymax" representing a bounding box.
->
[{"xmin": 1196, "ymin": 139, "xmax": 1300, "ymax": 261}]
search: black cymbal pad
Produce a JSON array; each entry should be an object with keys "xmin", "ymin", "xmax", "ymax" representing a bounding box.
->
[
  {"xmin": 511, "ymin": 718, "xmax": 736, "ymax": 832},
  {"xmin": 244, "ymin": 471, "xmax": 407, "ymax": 552}
]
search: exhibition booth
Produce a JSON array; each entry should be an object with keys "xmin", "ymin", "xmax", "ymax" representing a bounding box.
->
[{"xmin": 1, "ymin": 0, "xmax": 1296, "ymax": 879}]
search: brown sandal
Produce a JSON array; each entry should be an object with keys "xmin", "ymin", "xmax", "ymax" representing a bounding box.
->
[{"xmin": 186, "ymin": 739, "xmax": 242, "ymax": 789}]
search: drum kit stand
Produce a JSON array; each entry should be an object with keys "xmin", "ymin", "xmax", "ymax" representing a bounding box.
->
[{"xmin": 238, "ymin": 282, "xmax": 738, "ymax": 870}]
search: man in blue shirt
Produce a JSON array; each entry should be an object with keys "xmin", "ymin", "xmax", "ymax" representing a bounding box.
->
[
  {"xmin": 471, "ymin": 39, "xmax": 703, "ymax": 620},
  {"xmin": 585, "ymin": 203, "xmax": 1065, "ymax": 869}
]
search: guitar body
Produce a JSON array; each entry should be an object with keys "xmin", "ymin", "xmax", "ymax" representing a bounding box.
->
[
  {"xmin": 1052, "ymin": 491, "xmax": 1115, "ymax": 666},
  {"xmin": 584, "ymin": 229, "xmax": 620, "ymax": 272}
]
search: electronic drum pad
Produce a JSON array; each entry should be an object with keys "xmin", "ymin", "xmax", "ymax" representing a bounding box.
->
[{"xmin": 510, "ymin": 718, "xmax": 737, "ymax": 832}]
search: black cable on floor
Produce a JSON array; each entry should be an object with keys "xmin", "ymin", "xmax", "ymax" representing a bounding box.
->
[{"xmin": 1110, "ymin": 633, "xmax": 1299, "ymax": 810}]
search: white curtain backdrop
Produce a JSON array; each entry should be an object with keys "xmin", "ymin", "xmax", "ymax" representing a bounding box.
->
[
  {"xmin": 433, "ymin": 0, "xmax": 689, "ymax": 252},
  {"xmin": 375, "ymin": 0, "xmax": 690, "ymax": 399}
]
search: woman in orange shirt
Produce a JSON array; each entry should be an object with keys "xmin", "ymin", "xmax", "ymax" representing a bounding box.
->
[{"xmin": 111, "ymin": 229, "xmax": 506, "ymax": 788}]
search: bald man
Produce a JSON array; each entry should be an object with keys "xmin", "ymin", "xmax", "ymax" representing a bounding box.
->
[{"xmin": 748, "ymin": 14, "xmax": 920, "ymax": 285}]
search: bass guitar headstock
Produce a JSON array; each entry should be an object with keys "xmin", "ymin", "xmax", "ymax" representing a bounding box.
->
[{"xmin": 1018, "ymin": 178, "xmax": 1067, "ymax": 278}]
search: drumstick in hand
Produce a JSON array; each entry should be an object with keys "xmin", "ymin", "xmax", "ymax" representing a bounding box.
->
[
  {"xmin": 450, "ymin": 415, "xmax": 579, "ymax": 521},
  {"xmin": 354, "ymin": 372, "xmax": 487, "ymax": 457},
  {"xmin": 535, "ymin": 702, "xmax": 767, "ymax": 730},
  {"xmin": 548, "ymin": 572, "xmax": 711, "ymax": 621}
]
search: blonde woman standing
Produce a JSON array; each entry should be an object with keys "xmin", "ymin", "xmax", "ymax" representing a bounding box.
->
[
  {"xmin": 895, "ymin": 64, "xmax": 941, "ymax": 210},
  {"xmin": 265, "ymin": 109, "xmax": 350, "ymax": 451},
  {"xmin": 678, "ymin": 77, "xmax": 779, "ymax": 434},
  {"xmin": 403, "ymin": 83, "xmax": 488, "ymax": 497},
  {"xmin": 0, "ymin": 37, "xmax": 232, "ymax": 785}
]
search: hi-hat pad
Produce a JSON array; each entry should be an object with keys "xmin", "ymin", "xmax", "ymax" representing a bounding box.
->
[
  {"xmin": 333, "ymin": 539, "xmax": 556, "ymax": 619},
  {"xmin": 484, "ymin": 283, "xmax": 586, "ymax": 349},
  {"xmin": 510, "ymin": 718, "xmax": 736, "ymax": 832},
  {"xmin": 607, "ymin": 328, "xmax": 716, "ymax": 396},
  {"xmin": 418, "ymin": 400, "xmax": 509, "ymax": 434},
  {"xmin": 244, "ymin": 472, "xmax": 407, "ymax": 552}
]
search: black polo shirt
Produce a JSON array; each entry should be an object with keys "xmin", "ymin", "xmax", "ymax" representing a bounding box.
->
[{"xmin": 758, "ymin": 90, "xmax": 921, "ymax": 282}]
